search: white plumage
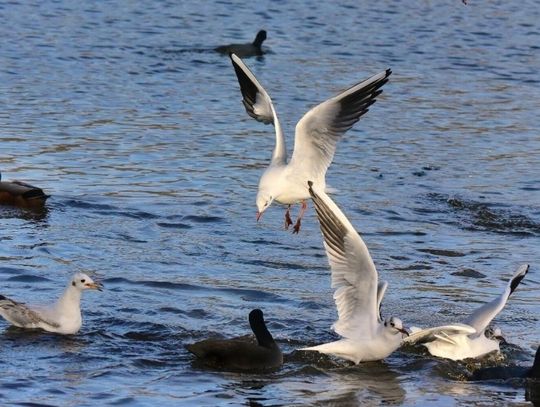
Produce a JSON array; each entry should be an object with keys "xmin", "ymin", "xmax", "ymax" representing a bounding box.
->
[
  {"xmin": 404, "ymin": 264, "xmax": 529, "ymax": 360},
  {"xmin": 0, "ymin": 272, "xmax": 102, "ymax": 335},
  {"xmin": 229, "ymin": 53, "xmax": 391, "ymax": 232}
]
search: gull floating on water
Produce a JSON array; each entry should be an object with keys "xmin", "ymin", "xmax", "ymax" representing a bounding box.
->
[
  {"xmin": 186, "ymin": 309, "xmax": 283, "ymax": 371},
  {"xmin": 0, "ymin": 272, "xmax": 103, "ymax": 335},
  {"xmin": 229, "ymin": 53, "xmax": 391, "ymax": 233},
  {"xmin": 299, "ymin": 182, "xmax": 409, "ymax": 363},
  {"xmin": 404, "ymin": 264, "xmax": 529, "ymax": 361},
  {"xmin": 0, "ymin": 172, "xmax": 49, "ymax": 209},
  {"xmin": 215, "ymin": 30, "xmax": 267, "ymax": 58}
]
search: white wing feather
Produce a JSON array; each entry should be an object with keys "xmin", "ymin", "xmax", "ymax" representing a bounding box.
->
[
  {"xmin": 309, "ymin": 183, "xmax": 379, "ymax": 339},
  {"xmin": 464, "ymin": 264, "xmax": 529, "ymax": 336},
  {"xmin": 403, "ymin": 324, "xmax": 476, "ymax": 345},
  {"xmin": 290, "ymin": 69, "xmax": 391, "ymax": 181}
]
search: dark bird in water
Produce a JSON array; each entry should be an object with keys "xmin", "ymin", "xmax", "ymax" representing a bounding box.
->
[
  {"xmin": 0, "ymin": 172, "xmax": 49, "ymax": 208},
  {"xmin": 186, "ymin": 309, "xmax": 283, "ymax": 371},
  {"xmin": 470, "ymin": 345, "xmax": 540, "ymax": 381},
  {"xmin": 215, "ymin": 30, "xmax": 267, "ymax": 57}
]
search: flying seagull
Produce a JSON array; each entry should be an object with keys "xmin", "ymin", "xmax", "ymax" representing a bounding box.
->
[{"xmin": 229, "ymin": 53, "xmax": 391, "ymax": 233}]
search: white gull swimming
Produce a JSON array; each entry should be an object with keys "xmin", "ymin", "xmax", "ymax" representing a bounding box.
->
[
  {"xmin": 229, "ymin": 53, "xmax": 391, "ymax": 233},
  {"xmin": 0, "ymin": 272, "xmax": 103, "ymax": 335},
  {"xmin": 404, "ymin": 264, "xmax": 529, "ymax": 360}
]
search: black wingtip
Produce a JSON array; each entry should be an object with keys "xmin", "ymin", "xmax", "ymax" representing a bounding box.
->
[{"xmin": 509, "ymin": 264, "xmax": 529, "ymax": 296}]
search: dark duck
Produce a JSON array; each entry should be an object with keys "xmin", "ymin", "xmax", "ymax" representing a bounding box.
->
[
  {"xmin": 0, "ymin": 172, "xmax": 49, "ymax": 208},
  {"xmin": 186, "ymin": 309, "xmax": 283, "ymax": 371},
  {"xmin": 215, "ymin": 30, "xmax": 267, "ymax": 57}
]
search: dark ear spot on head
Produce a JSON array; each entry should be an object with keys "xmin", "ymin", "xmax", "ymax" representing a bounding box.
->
[{"xmin": 72, "ymin": 281, "xmax": 76, "ymax": 287}]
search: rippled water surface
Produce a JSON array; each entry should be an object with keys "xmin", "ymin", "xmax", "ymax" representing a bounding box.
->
[{"xmin": 1, "ymin": 0, "xmax": 539, "ymax": 405}]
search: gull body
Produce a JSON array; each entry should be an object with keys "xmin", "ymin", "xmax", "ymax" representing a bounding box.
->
[
  {"xmin": 229, "ymin": 53, "xmax": 391, "ymax": 232},
  {"xmin": 405, "ymin": 264, "xmax": 529, "ymax": 361},
  {"xmin": 0, "ymin": 272, "xmax": 102, "ymax": 335}
]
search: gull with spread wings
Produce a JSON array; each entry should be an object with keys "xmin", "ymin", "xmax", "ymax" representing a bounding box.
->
[
  {"xmin": 229, "ymin": 53, "xmax": 391, "ymax": 233},
  {"xmin": 300, "ymin": 182, "xmax": 472, "ymax": 363},
  {"xmin": 404, "ymin": 264, "xmax": 529, "ymax": 360}
]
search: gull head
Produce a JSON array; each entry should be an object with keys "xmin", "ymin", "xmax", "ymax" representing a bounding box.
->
[
  {"xmin": 384, "ymin": 317, "xmax": 409, "ymax": 337},
  {"xmin": 486, "ymin": 326, "xmax": 506, "ymax": 344},
  {"xmin": 71, "ymin": 272, "xmax": 103, "ymax": 291},
  {"xmin": 256, "ymin": 192, "xmax": 274, "ymax": 221}
]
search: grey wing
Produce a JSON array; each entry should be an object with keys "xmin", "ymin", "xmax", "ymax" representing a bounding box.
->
[
  {"xmin": 308, "ymin": 182, "xmax": 379, "ymax": 338},
  {"xmin": 464, "ymin": 264, "xmax": 529, "ymax": 336},
  {"xmin": 0, "ymin": 295, "xmax": 59, "ymax": 329},
  {"xmin": 289, "ymin": 69, "xmax": 391, "ymax": 180},
  {"xmin": 403, "ymin": 324, "xmax": 477, "ymax": 344}
]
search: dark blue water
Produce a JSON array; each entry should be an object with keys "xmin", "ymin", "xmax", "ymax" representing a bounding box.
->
[{"xmin": 1, "ymin": 0, "xmax": 539, "ymax": 405}]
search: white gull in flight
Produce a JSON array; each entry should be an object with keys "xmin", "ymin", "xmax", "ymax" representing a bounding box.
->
[
  {"xmin": 404, "ymin": 264, "xmax": 529, "ymax": 360},
  {"xmin": 229, "ymin": 53, "xmax": 391, "ymax": 233},
  {"xmin": 0, "ymin": 272, "xmax": 103, "ymax": 335}
]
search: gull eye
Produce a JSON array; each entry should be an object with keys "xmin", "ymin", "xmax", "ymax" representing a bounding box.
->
[
  {"xmin": 80, "ymin": 279, "xmax": 86, "ymax": 283},
  {"xmin": 390, "ymin": 322, "xmax": 395, "ymax": 327}
]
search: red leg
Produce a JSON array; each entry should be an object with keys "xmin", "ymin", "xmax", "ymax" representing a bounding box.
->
[
  {"xmin": 284, "ymin": 205, "xmax": 293, "ymax": 229},
  {"xmin": 292, "ymin": 200, "xmax": 308, "ymax": 234}
]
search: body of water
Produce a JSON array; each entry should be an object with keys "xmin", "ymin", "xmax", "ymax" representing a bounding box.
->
[{"xmin": 0, "ymin": 0, "xmax": 539, "ymax": 405}]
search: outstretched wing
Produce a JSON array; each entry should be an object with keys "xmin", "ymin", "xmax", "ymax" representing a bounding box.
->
[
  {"xmin": 464, "ymin": 264, "xmax": 529, "ymax": 336},
  {"xmin": 0, "ymin": 295, "xmax": 59, "ymax": 329},
  {"xmin": 289, "ymin": 69, "xmax": 391, "ymax": 181},
  {"xmin": 403, "ymin": 324, "xmax": 477, "ymax": 345},
  {"xmin": 308, "ymin": 182, "xmax": 379, "ymax": 339},
  {"xmin": 229, "ymin": 53, "xmax": 286, "ymax": 164}
]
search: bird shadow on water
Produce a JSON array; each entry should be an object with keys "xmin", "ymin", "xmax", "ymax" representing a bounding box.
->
[
  {"xmin": 0, "ymin": 326, "xmax": 88, "ymax": 360},
  {"xmin": 278, "ymin": 351, "xmax": 407, "ymax": 406},
  {"xmin": 0, "ymin": 205, "xmax": 49, "ymax": 223}
]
